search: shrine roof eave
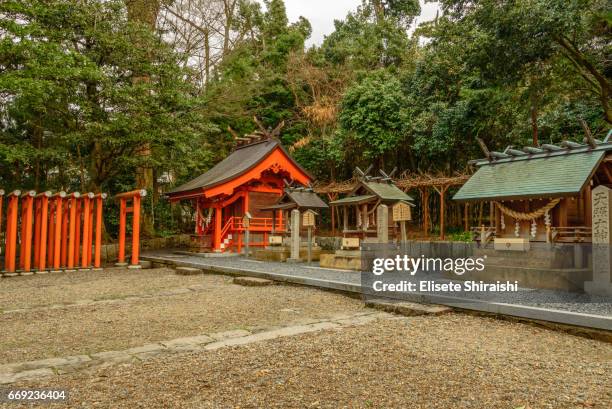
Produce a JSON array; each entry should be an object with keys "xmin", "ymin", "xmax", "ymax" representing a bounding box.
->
[
  {"xmin": 166, "ymin": 139, "xmax": 312, "ymax": 198},
  {"xmin": 453, "ymin": 150, "xmax": 605, "ymax": 202}
]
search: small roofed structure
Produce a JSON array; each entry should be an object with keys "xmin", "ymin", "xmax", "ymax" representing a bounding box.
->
[
  {"xmin": 259, "ymin": 184, "xmax": 328, "ymax": 234},
  {"xmin": 166, "ymin": 120, "xmax": 313, "ymax": 253},
  {"xmin": 330, "ymin": 167, "xmax": 414, "ymax": 239},
  {"xmin": 454, "ymin": 132, "xmax": 612, "ymax": 244}
]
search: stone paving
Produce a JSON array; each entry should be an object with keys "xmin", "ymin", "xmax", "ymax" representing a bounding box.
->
[{"xmin": 0, "ymin": 310, "xmax": 391, "ymax": 385}]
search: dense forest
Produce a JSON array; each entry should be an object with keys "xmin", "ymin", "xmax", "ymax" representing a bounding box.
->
[{"xmin": 1, "ymin": 0, "xmax": 610, "ymax": 234}]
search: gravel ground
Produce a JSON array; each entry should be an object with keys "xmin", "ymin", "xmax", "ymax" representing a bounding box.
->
[
  {"xmin": 4, "ymin": 314, "xmax": 611, "ymax": 409},
  {"xmin": 0, "ymin": 267, "xmax": 209, "ymax": 310},
  {"xmin": 0, "ymin": 270, "xmax": 363, "ymax": 363},
  {"xmin": 145, "ymin": 252, "xmax": 612, "ymax": 316}
]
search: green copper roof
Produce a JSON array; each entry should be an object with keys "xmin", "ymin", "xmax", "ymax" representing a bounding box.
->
[
  {"xmin": 361, "ymin": 181, "xmax": 414, "ymax": 202},
  {"xmin": 453, "ymin": 150, "xmax": 605, "ymax": 201},
  {"xmin": 330, "ymin": 195, "xmax": 376, "ymax": 205}
]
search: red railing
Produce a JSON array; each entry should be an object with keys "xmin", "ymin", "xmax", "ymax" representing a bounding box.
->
[{"xmin": 218, "ymin": 217, "xmax": 286, "ymax": 252}]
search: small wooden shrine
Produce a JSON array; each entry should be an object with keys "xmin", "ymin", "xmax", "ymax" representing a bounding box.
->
[
  {"xmin": 259, "ymin": 184, "xmax": 328, "ymax": 235},
  {"xmin": 454, "ymin": 135, "xmax": 612, "ymax": 245},
  {"xmin": 165, "ymin": 122, "xmax": 313, "ymax": 252},
  {"xmin": 329, "ymin": 167, "xmax": 414, "ymax": 240}
]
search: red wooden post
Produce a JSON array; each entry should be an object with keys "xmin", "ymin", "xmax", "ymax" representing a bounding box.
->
[
  {"xmin": 114, "ymin": 190, "xmax": 146, "ymax": 268},
  {"xmin": 47, "ymin": 200, "xmax": 55, "ymax": 267},
  {"xmin": 214, "ymin": 206, "xmax": 222, "ymax": 251},
  {"xmin": 130, "ymin": 194, "xmax": 141, "ymax": 267},
  {"xmin": 4, "ymin": 190, "xmax": 20, "ymax": 273},
  {"xmin": 33, "ymin": 197, "xmax": 41, "ymax": 269},
  {"xmin": 66, "ymin": 192, "xmax": 80, "ymax": 271},
  {"xmin": 52, "ymin": 192, "xmax": 65, "ymax": 271},
  {"xmin": 93, "ymin": 193, "xmax": 107, "ymax": 269},
  {"xmin": 36, "ymin": 192, "xmax": 51, "ymax": 272},
  {"xmin": 73, "ymin": 196, "xmax": 82, "ymax": 267},
  {"xmin": 81, "ymin": 193, "xmax": 93, "ymax": 268},
  {"xmin": 20, "ymin": 191, "xmax": 35, "ymax": 272},
  {"xmin": 87, "ymin": 196, "xmax": 94, "ymax": 267},
  {"xmin": 117, "ymin": 198, "xmax": 127, "ymax": 266},
  {"xmin": 60, "ymin": 201, "xmax": 69, "ymax": 267}
]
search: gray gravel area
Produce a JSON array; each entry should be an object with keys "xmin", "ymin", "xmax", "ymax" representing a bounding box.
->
[{"xmin": 3, "ymin": 314, "xmax": 610, "ymax": 408}]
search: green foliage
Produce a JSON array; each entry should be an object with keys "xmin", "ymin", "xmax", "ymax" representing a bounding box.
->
[
  {"xmin": 338, "ymin": 71, "xmax": 407, "ymax": 161},
  {"xmin": 0, "ymin": 0, "xmax": 215, "ymax": 194}
]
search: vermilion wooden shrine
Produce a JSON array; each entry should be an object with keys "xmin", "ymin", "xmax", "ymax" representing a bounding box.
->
[{"xmin": 166, "ymin": 133, "xmax": 313, "ymax": 253}]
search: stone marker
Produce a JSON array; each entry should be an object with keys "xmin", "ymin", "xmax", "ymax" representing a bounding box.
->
[
  {"xmin": 288, "ymin": 209, "xmax": 301, "ymax": 262},
  {"xmin": 585, "ymin": 185, "xmax": 612, "ymax": 296},
  {"xmin": 233, "ymin": 277, "xmax": 273, "ymax": 286},
  {"xmin": 376, "ymin": 204, "xmax": 389, "ymax": 244},
  {"xmin": 365, "ymin": 299, "xmax": 453, "ymax": 316},
  {"xmin": 174, "ymin": 266, "xmax": 204, "ymax": 276}
]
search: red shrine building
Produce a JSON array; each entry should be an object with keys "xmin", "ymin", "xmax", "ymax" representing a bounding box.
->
[{"xmin": 166, "ymin": 137, "xmax": 312, "ymax": 252}]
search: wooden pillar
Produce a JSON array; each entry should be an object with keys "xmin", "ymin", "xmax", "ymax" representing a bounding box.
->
[
  {"xmin": 464, "ymin": 203, "xmax": 469, "ymax": 232},
  {"xmin": 81, "ymin": 194, "xmax": 92, "ymax": 268},
  {"xmin": 53, "ymin": 193, "xmax": 65, "ymax": 271},
  {"xmin": 33, "ymin": 197, "xmax": 41, "ymax": 270},
  {"xmin": 61, "ymin": 202, "xmax": 69, "ymax": 267},
  {"xmin": 36, "ymin": 192, "xmax": 51, "ymax": 271},
  {"xmin": 559, "ymin": 198, "xmax": 568, "ymax": 227},
  {"xmin": 117, "ymin": 197, "xmax": 126, "ymax": 265},
  {"xmin": 73, "ymin": 197, "xmax": 82, "ymax": 266},
  {"xmin": 67, "ymin": 193, "xmax": 80, "ymax": 270},
  {"xmin": 214, "ymin": 206, "xmax": 222, "ymax": 251},
  {"xmin": 435, "ymin": 185, "xmax": 448, "ymax": 240},
  {"xmin": 87, "ymin": 197, "xmax": 94, "ymax": 266},
  {"xmin": 343, "ymin": 205, "xmax": 348, "ymax": 232},
  {"xmin": 93, "ymin": 194, "xmax": 106, "ymax": 269},
  {"xmin": 421, "ymin": 189, "xmax": 430, "ymax": 235},
  {"xmin": 131, "ymin": 194, "xmax": 141, "ymax": 266},
  {"xmin": 584, "ymin": 184, "xmax": 592, "ymax": 227},
  {"xmin": 4, "ymin": 191, "xmax": 20, "ymax": 273},
  {"xmin": 20, "ymin": 191, "xmax": 35, "ymax": 272}
]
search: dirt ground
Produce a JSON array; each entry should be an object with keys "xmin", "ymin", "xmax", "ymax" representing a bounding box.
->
[{"xmin": 0, "ymin": 267, "xmax": 610, "ymax": 408}]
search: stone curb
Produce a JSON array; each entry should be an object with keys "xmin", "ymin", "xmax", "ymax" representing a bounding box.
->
[{"xmin": 0, "ymin": 311, "xmax": 390, "ymax": 384}]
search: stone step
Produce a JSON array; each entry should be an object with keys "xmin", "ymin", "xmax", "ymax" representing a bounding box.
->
[
  {"xmin": 365, "ymin": 299, "xmax": 453, "ymax": 316},
  {"xmin": 233, "ymin": 277, "xmax": 273, "ymax": 287},
  {"xmin": 174, "ymin": 266, "xmax": 204, "ymax": 276}
]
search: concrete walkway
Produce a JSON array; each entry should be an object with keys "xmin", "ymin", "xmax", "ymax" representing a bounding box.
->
[{"xmin": 142, "ymin": 251, "xmax": 612, "ymax": 332}]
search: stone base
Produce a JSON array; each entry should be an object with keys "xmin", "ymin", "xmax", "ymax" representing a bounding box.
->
[
  {"xmin": 2, "ymin": 272, "xmax": 18, "ymax": 277},
  {"xmin": 254, "ymin": 246, "xmax": 322, "ymax": 262},
  {"xmin": 49, "ymin": 270, "xmax": 63, "ymax": 273},
  {"xmin": 447, "ymin": 265, "xmax": 592, "ymax": 292},
  {"xmin": 63, "ymin": 269, "xmax": 77, "ymax": 273},
  {"xmin": 233, "ymin": 277, "xmax": 273, "ymax": 287},
  {"xmin": 115, "ymin": 262, "xmax": 128, "ymax": 267},
  {"xmin": 127, "ymin": 264, "xmax": 142, "ymax": 270},
  {"xmin": 34, "ymin": 270, "xmax": 49, "ymax": 275},
  {"xmin": 175, "ymin": 267, "xmax": 204, "ymax": 276},
  {"xmin": 584, "ymin": 282, "xmax": 612, "ymax": 296},
  {"xmin": 19, "ymin": 271, "xmax": 34, "ymax": 276},
  {"xmin": 92, "ymin": 268, "xmax": 104, "ymax": 271},
  {"xmin": 319, "ymin": 251, "xmax": 363, "ymax": 271}
]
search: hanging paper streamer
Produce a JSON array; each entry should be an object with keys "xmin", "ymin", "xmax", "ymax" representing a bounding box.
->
[
  {"xmin": 514, "ymin": 220, "xmax": 520, "ymax": 237},
  {"xmin": 530, "ymin": 219, "xmax": 537, "ymax": 238},
  {"xmin": 500, "ymin": 214, "xmax": 505, "ymax": 230},
  {"xmin": 544, "ymin": 210, "xmax": 551, "ymax": 227}
]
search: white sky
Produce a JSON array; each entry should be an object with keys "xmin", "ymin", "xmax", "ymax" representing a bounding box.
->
[{"xmin": 258, "ymin": 1, "xmax": 441, "ymax": 46}]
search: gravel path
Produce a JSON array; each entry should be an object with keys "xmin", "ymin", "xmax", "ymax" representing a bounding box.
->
[
  {"xmin": 144, "ymin": 252, "xmax": 612, "ymax": 316},
  {"xmin": 3, "ymin": 314, "xmax": 610, "ymax": 409},
  {"xmin": 0, "ymin": 269, "xmax": 363, "ymax": 363},
  {"xmin": 0, "ymin": 267, "xmax": 208, "ymax": 311}
]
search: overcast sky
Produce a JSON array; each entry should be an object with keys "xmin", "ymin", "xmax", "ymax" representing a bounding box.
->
[{"xmin": 259, "ymin": 1, "xmax": 441, "ymax": 46}]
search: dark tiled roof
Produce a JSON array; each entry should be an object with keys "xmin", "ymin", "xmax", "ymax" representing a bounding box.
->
[
  {"xmin": 285, "ymin": 189, "xmax": 328, "ymax": 209},
  {"xmin": 167, "ymin": 139, "xmax": 310, "ymax": 196}
]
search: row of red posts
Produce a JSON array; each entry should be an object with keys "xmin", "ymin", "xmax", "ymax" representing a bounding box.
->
[{"xmin": 1, "ymin": 189, "xmax": 145, "ymax": 274}]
